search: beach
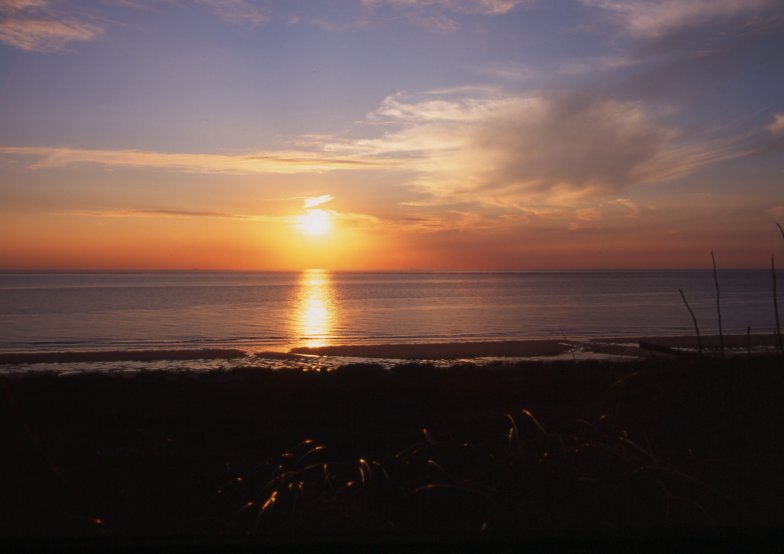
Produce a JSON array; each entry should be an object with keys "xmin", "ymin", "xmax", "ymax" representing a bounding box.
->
[
  {"xmin": 290, "ymin": 333, "xmax": 780, "ymax": 359},
  {"xmin": 2, "ymin": 270, "xmax": 777, "ymax": 361},
  {"xmin": 0, "ymin": 333, "xmax": 779, "ymax": 373},
  {"xmin": 2, "ymin": 349, "xmax": 783, "ymax": 544}
]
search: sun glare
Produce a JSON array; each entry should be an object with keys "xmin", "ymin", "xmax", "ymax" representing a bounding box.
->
[
  {"xmin": 297, "ymin": 209, "xmax": 332, "ymax": 236},
  {"xmin": 295, "ymin": 269, "xmax": 336, "ymax": 348}
]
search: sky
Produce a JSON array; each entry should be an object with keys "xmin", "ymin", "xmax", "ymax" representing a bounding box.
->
[{"xmin": 0, "ymin": 0, "xmax": 782, "ymax": 270}]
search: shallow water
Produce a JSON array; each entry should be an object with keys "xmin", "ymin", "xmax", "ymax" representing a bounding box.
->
[{"xmin": 0, "ymin": 270, "xmax": 777, "ymax": 358}]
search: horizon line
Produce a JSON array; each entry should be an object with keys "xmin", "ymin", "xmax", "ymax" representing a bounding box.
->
[{"xmin": 0, "ymin": 267, "xmax": 775, "ymax": 273}]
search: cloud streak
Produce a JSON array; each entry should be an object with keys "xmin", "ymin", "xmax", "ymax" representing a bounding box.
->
[
  {"xmin": 0, "ymin": 0, "xmax": 102, "ymax": 52},
  {"xmin": 59, "ymin": 208, "xmax": 262, "ymax": 220},
  {"xmin": 768, "ymin": 114, "xmax": 784, "ymax": 136},
  {"xmin": 580, "ymin": 0, "xmax": 778, "ymax": 38},
  {"xmin": 361, "ymin": 0, "xmax": 526, "ymax": 15},
  {"xmin": 57, "ymin": 206, "xmax": 384, "ymax": 231},
  {"xmin": 196, "ymin": 0, "xmax": 268, "ymax": 26},
  {"xmin": 360, "ymin": 0, "xmax": 527, "ymax": 32},
  {"xmin": 0, "ymin": 146, "xmax": 387, "ymax": 174},
  {"xmin": 303, "ymin": 194, "xmax": 334, "ymax": 208}
]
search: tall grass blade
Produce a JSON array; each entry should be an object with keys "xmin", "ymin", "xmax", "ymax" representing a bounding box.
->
[
  {"xmin": 773, "ymin": 255, "xmax": 783, "ymax": 355},
  {"xmin": 678, "ymin": 288, "xmax": 703, "ymax": 355},
  {"xmin": 505, "ymin": 413, "xmax": 523, "ymax": 459},
  {"xmin": 711, "ymin": 251, "xmax": 724, "ymax": 359},
  {"xmin": 520, "ymin": 409, "xmax": 547, "ymax": 435}
]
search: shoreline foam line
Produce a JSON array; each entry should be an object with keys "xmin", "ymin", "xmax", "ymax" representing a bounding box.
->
[
  {"xmin": 289, "ymin": 340, "xmax": 576, "ymax": 359},
  {"xmin": 1, "ymin": 334, "xmax": 779, "ymax": 366},
  {"xmin": 0, "ymin": 349, "xmax": 247, "ymax": 365},
  {"xmin": 290, "ymin": 334, "xmax": 782, "ymax": 359}
]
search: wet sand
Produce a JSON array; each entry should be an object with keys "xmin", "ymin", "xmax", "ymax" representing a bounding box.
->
[
  {"xmin": 290, "ymin": 334, "xmax": 781, "ymax": 359},
  {"xmin": 0, "ymin": 349, "xmax": 247, "ymax": 365},
  {"xmin": 290, "ymin": 339, "xmax": 575, "ymax": 359},
  {"xmin": 2, "ymin": 334, "xmax": 778, "ymax": 367},
  {"xmin": 606, "ymin": 333, "xmax": 779, "ymax": 349}
]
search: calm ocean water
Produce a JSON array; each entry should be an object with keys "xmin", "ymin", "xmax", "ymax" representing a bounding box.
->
[{"xmin": 0, "ymin": 270, "xmax": 778, "ymax": 355}]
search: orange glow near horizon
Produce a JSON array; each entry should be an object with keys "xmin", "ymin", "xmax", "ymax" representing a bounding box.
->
[
  {"xmin": 294, "ymin": 269, "xmax": 337, "ymax": 347},
  {"xmin": 0, "ymin": 198, "xmax": 781, "ymax": 271}
]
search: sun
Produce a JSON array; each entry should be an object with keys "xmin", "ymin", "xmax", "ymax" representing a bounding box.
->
[{"xmin": 297, "ymin": 209, "xmax": 332, "ymax": 236}]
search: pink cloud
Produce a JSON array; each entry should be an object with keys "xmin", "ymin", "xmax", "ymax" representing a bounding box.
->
[{"xmin": 0, "ymin": 0, "xmax": 102, "ymax": 52}]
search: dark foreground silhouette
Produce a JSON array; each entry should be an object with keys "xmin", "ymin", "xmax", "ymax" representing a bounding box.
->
[{"xmin": 2, "ymin": 356, "xmax": 783, "ymax": 549}]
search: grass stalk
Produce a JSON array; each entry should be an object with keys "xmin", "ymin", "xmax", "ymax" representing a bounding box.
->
[
  {"xmin": 678, "ymin": 288, "xmax": 703, "ymax": 355},
  {"xmin": 711, "ymin": 251, "xmax": 724, "ymax": 359},
  {"xmin": 773, "ymin": 255, "xmax": 783, "ymax": 355}
]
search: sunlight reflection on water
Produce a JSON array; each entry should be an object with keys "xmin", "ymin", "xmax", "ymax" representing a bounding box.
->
[
  {"xmin": 294, "ymin": 269, "xmax": 337, "ymax": 348},
  {"xmin": 0, "ymin": 270, "xmax": 775, "ymax": 356}
]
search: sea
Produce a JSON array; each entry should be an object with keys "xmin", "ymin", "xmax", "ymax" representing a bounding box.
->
[{"xmin": 0, "ymin": 270, "xmax": 779, "ymax": 372}]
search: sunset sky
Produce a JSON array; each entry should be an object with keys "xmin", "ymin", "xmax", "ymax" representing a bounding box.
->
[{"xmin": 1, "ymin": 0, "xmax": 782, "ymax": 270}]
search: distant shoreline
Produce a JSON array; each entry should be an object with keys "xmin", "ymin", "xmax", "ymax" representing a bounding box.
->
[
  {"xmin": 0, "ymin": 268, "xmax": 774, "ymax": 273},
  {"xmin": 0, "ymin": 334, "xmax": 779, "ymax": 367}
]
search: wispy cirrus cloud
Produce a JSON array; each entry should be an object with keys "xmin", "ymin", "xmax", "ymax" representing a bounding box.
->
[
  {"xmin": 1, "ymin": 0, "xmax": 49, "ymax": 10},
  {"xmin": 302, "ymin": 194, "xmax": 334, "ymax": 208},
  {"xmin": 580, "ymin": 0, "xmax": 778, "ymax": 38},
  {"xmin": 58, "ymin": 205, "xmax": 384, "ymax": 231},
  {"xmin": 0, "ymin": 0, "xmax": 102, "ymax": 52},
  {"xmin": 0, "ymin": 146, "xmax": 386, "ymax": 174},
  {"xmin": 575, "ymin": 198, "xmax": 642, "ymax": 222},
  {"xmin": 0, "ymin": 0, "xmax": 270, "ymax": 54},
  {"xmin": 362, "ymin": 0, "xmax": 526, "ymax": 15},
  {"xmin": 360, "ymin": 0, "xmax": 528, "ymax": 32},
  {"xmin": 470, "ymin": 56, "xmax": 638, "ymax": 87},
  {"xmin": 768, "ymin": 114, "xmax": 784, "ymax": 136},
  {"xmin": 746, "ymin": 113, "xmax": 784, "ymax": 157},
  {"xmin": 471, "ymin": 61, "xmax": 539, "ymax": 83},
  {"xmin": 196, "ymin": 0, "xmax": 268, "ymax": 26},
  {"xmin": 59, "ymin": 208, "xmax": 263, "ymax": 220}
]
